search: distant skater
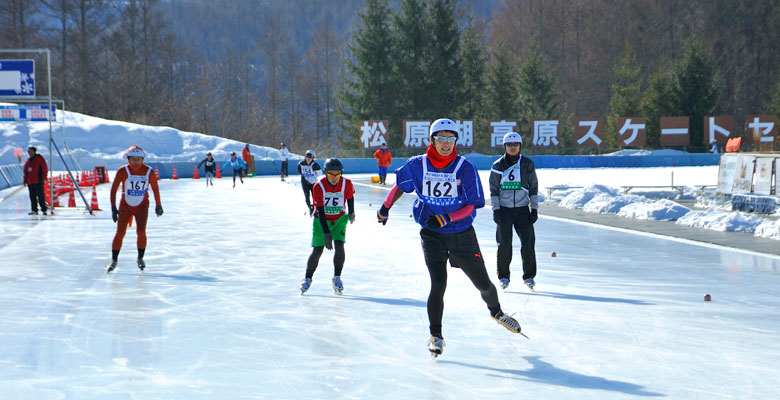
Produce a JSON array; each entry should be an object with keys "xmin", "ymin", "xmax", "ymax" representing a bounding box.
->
[
  {"xmin": 197, "ymin": 152, "xmax": 217, "ymax": 186},
  {"xmin": 376, "ymin": 118, "xmax": 523, "ymax": 358},
  {"xmin": 222, "ymin": 152, "xmax": 247, "ymax": 188},
  {"xmin": 279, "ymin": 143, "xmax": 290, "ymax": 181},
  {"xmin": 108, "ymin": 146, "xmax": 163, "ymax": 272},
  {"xmin": 300, "ymin": 158, "xmax": 355, "ymax": 295},
  {"xmin": 490, "ymin": 132, "xmax": 539, "ymax": 291},
  {"xmin": 297, "ymin": 150, "xmax": 322, "ymax": 216},
  {"xmin": 373, "ymin": 142, "xmax": 392, "ymax": 185}
]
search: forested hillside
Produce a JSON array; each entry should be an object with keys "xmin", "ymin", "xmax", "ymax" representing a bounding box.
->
[{"xmin": 1, "ymin": 0, "xmax": 777, "ymax": 153}]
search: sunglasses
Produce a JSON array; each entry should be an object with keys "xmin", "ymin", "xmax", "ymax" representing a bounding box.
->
[
  {"xmin": 326, "ymin": 171, "xmax": 342, "ymax": 178},
  {"xmin": 432, "ymin": 136, "xmax": 457, "ymax": 144},
  {"xmin": 505, "ymin": 143, "xmax": 521, "ymax": 147}
]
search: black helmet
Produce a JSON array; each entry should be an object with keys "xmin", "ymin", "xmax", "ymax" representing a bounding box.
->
[
  {"xmin": 305, "ymin": 149, "xmax": 315, "ymax": 157},
  {"xmin": 324, "ymin": 158, "xmax": 343, "ymax": 172}
]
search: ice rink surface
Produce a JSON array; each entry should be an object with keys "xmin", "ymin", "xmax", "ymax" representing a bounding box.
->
[{"xmin": 1, "ymin": 172, "xmax": 779, "ymax": 399}]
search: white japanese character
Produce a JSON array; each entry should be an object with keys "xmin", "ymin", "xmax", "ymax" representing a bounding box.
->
[
  {"xmin": 360, "ymin": 121, "xmax": 388, "ymax": 148},
  {"xmin": 455, "ymin": 120, "xmax": 473, "ymax": 147},
  {"xmin": 577, "ymin": 120, "xmax": 602, "ymax": 146},
  {"xmin": 707, "ymin": 117, "xmax": 730, "ymax": 144},
  {"xmin": 533, "ymin": 120, "xmax": 559, "ymax": 147},
  {"xmin": 748, "ymin": 117, "xmax": 775, "ymax": 143},
  {"xmin": 490, "ymin": 120, "xmax": 517, "ymax": 147},
  {"xmin": 619, "ymin": 118, "xmax": 645, "ymax": 145},
  {"xmin": 405, "ymin": 121, "xmax": 430, "ymax": 147}
]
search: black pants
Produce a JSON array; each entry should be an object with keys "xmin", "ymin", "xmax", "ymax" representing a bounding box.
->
[
  {"xmin": 421, "ymin": 227, "xmax": 501, "ymax": 338},
  {"xmin": 281, "ymin": 161, "xmax": 288, "ymax": 178},
  {"xmin": 301, "ymin": 181, "xmax": 314, "ymax": 208},
  {"xmin": 306, "ymin": 241, "xmax": 345, "ymax": 279},
  {"xmin": 495, "ymin": 206, "xmax": 536, "ymax": 281},
  {"xmin": 28, "ymin": 183, "xmax": 47, "ymax": 213},
  {"xmin": 231, "ymin": 168, "xmax": 244, "ymax": 184}
]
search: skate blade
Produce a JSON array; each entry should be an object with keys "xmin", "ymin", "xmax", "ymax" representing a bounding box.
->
[{"xmin": 429, "ymin": 350, "xmax": 442, "ymax": 359}]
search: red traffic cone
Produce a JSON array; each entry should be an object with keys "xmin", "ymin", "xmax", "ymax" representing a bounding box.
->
[
  {"xmin": 216, "ymin": 165, "xmax": 222, "ymax": 179},
  {"xmin": 45, "ymin": 181, "xmax": 52, "ymax": 205},
  {"xmin": 193, "ymin": 167, "xmax": 199, "ymax": 179},
  {"xmin": 68, "ymin": 190, "xmax": 76, "ymax": 207},
  {"xmin": 172, "ymin": 166, "xmax": 178, "ymax": 180},
  {"xmin": 90, "ymin": 185, "xmax": 101, "ymax": 211},
  {"xmin": 52, "ymin": 191, "xmax": 61, "ymax": 207},
  {"xmin": 155, "ymin": 166, "xmax": 160, "ymax": 180}
]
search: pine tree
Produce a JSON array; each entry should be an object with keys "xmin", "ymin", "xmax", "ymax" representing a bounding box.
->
[
  {"xmin": 670, "ymin": 39, "xmax": 721, "ymax": 149},
  {"xmin": 606, "ymin": 43, "xmax": 642, "ymax": 149},
  {"xmin": 771, "ymin": 78, "xmax": 780, "ymax": 151},
  {"xmin": 485, "ymin": 42, "xmax": 518, "ymax": 120},
  {"xmin": 641, "ymin": 69, "xmax": 674, "ymax": 148},
  {"xmin": 337, "ymin": 0, "xmax": 397, "ymax": 149},
  {"xmin": 393, "ymin": 0, "xmax": 430, "ymax": 120},
  {"xmin": 424, "ymin": 0, "xmax": 462, "ymax": 118},
  {"xmin": 517, "ymin": 45, "xmax": 559, "ymax": 144},
  {"xmin": 458, "ymin": 18, "xmax": 488, "ymax": 146}
]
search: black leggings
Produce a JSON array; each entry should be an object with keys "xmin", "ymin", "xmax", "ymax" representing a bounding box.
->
[
  {"xmin": 302, "ymin": 181, "xmax": 313, "ymax": 208},
  {"xmin": 496, "ymin": 206, "xmax": 536, "ymax": 280},
  {"xmin": 420, "ymin": 227, "xmax": 501, "ymax": 338},
  {"xmin": 305, "ymin": 241, "xmax": 345, "ymax": 279}
]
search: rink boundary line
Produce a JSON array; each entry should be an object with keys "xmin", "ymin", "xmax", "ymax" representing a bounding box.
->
[
  {"xmin": 542, "ymin": 214, "xmax": 780, "ymax": 260},
  {"xmin": 351, "ymin": 180, "xmax": 780, "ymax": 260}
]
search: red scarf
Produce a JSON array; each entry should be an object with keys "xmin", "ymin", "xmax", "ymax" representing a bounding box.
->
[{"xmin": 425, "ymin": 144, "xmax": 457, "ymax": 169}]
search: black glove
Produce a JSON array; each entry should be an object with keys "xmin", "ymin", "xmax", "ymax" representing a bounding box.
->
[
  {"xmin": 155, "ymin": 204, "xmax": 164, "ymax": 217},
  {"xmin": 349, "ymin": 213, "xmax": 355, "ymax": 224},
  {"xmin": 111, "ymin": 206, "xmax": 120, "ymax": 223},
  {"xmin": 308, "ymin": 205, "xmax": 314, "ymax": 217},
  {"xmin": 493, "ymin": 209, "xmax": 500, "ymax": 224},
  {"xmin": 529, "ymin": 209, "xmax": 538, "ymax": 224},
  {"xmin": 426, "ymin": 214, "xmax": 451, "ymax": 230},
  {"xmin": 323, "ymin": 232, "xmax": 333, "ymax": 250},
  {"xmin": 377, "ymin": 205, "xmax": 389, "ymax": 225}
]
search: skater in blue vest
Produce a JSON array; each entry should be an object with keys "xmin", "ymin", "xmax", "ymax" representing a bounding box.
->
[
  {"xmin": 376, "ymin": 118, "xmax": 523, "ymax": 358},
  {"xmin": 222, "ymin": 152, "xmax": 247, "ymax": 188}
]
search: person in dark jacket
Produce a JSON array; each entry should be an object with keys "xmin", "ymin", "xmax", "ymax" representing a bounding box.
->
[
  {"xmin": 297, "ymin": 150, "xmax": 322, "ymax": 216},
  {"xmin": 23, "ymin": 146, "xmax": 49, "ymax": 215},
  {"xmin": 489, "ymin": 132, "xmax": 539, "ymax": 291},
  {"xmin": 197, "ymin": 152, "xmax": 217, "ymax": 187}
]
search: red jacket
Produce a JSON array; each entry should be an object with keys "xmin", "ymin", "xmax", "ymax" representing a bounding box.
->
[
  {"xmin": 373, "ymin": 148, "xmax": 392, "ymax": 167},
  {"xmin": 23, "ymin": 154, "xmax": 48, "ymax": 184}
]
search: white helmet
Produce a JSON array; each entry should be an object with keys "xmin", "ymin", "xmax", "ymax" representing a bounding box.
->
[
  {"xmin": 123, "ymin": 145, "xmax": 147, "ymax": 160},
  {"xmin": 429, "ymin": 118, "xmax": 458, "ymax": 137},
  {"xmin": 502, "ymin": 132, "xmax": 523, "ymax": 145}
]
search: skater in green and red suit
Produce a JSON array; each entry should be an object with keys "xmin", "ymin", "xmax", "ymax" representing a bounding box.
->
[{"xmin": 299, "ymin": 158, "xmax": 355, "ymax": 295}]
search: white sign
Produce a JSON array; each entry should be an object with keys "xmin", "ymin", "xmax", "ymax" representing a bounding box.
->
[
  {"xmin": 716, "ymin": 155, "xmax": 737, "ymax": 194},
  {"xmin": 754, "ymin": 158, "xmax": 774, "ymax": 195},
  {"xmin": 454, "ymin": 120, "xmax": 473, "ymax": 147},
  {"xmin": 732, "ymin": 156, "xmax": 755, "ymax": 194},
  {"xmin": 533, "ymin": 120, "xmax": 559, "ymax": 147}
]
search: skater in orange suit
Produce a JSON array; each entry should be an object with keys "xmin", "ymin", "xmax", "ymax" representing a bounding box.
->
[{"xmin": 107, "ymin": 146, "xmax": 163, "ymax": 273}]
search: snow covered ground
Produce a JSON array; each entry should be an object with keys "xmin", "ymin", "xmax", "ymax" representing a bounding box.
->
[{"xmin": 1, "ymin": 173, "xmax": 779, "ymax": 399}]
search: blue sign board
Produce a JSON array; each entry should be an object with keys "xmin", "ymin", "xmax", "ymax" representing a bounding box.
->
[
  {"xmin": 0, "ymin": 105, "xmax": 56, "ymax": 122},
  {"xmin": 0, "ymin": 59, "xmax": 35, "ymax": 97}
]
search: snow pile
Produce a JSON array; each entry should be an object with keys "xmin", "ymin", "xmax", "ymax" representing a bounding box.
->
[
  {"xmin": 617, "ymin": 199, "xmax": 690, "ymax": 221},
  {"xmin": 676, "ymin": 208, "xmax": 769, "ymax": 233},
  {"xmin": 754, "ymin": 219, "xmax": 780, "ymax": 240},
  {"xmin": 0, "ymin": 106, "xmax": 296, "ymax": 169},
  {"xmin": 582, "ymin": 193, "xmax": 650, "ymax": 214},
  {"xmin": 559, "ymin": 184, "xmax": 619, "ymax": 208}
]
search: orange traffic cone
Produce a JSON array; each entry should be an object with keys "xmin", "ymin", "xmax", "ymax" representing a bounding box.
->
[
  {"xmin": 193, "ymin": 167, "xmax": 199, "ymax": 179},
  {"xmin": 45, "ymin": 181, "xmax": 52, "ymax": 205},
  {"xmin": 90, "ymin": 185, "xmax": 101, "ymax": 211},
  {"xmin": 216, "ymin": 165, "xmax": 222, "ymax": 178},
  {"xmin": 172, "ymin": 166, "xmax": 178, "ymax": 180},
  {"xmin": 68, "ymin": 190, "xmax": 76, "ymax": 207},
  {"xmin": 155, "ymin": 166, "xmax": 160, "ymax": 180},
  {"xmin": 52, "ymin": 191, "xmax": 61, "ymax": 207}
]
